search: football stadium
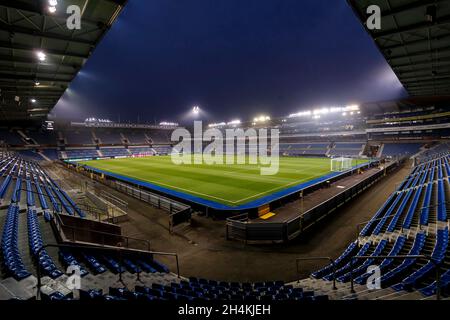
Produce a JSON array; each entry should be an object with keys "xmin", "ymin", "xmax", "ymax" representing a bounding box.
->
[{"xmin": 1, "ymin": 0, "xmax": 450, "ymax": 312}]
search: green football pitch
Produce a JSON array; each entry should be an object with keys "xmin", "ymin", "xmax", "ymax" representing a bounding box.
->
[{"xmin": 78, "ymin": 156, "xmax": 366, "ymax": 207}]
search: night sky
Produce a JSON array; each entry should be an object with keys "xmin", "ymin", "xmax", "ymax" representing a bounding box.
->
[{"xmin": 52, "ymin": 0, "xmax": 408, "ymax": 124}]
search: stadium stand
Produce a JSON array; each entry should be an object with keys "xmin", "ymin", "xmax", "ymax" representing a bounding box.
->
[
  {"xmin": 152, "ymin": 145, "xmax": 172, "ymax": 155},
  {"xmin": 128, "ymin": 147, "xmax": 155, "ymax": 156},
  {"xmin": 124, "ymin": 131, "xmax": 149, "ymax": 145},
  {"xmin": 305, "ymin": 146, "xmax": 450, "ymax": 299},
  {"xmin": 381, "ymin": 143, "xmax": 424, "ymax": 158},
  {"xmin": 147, "ymin": 130, "xmax": 170, "ymax": 144},
  {"xmin": 0, "ymin": 129, "xmax": 24, "ymax": 146},
  {"xmin": 63, "ymin": 130, "xmax": 94, "ymax": 145},
  {"xmin": 329, "ymin": 142, "xmax": 365, "ymax": 157},
  {"xmin": 95, "ymin": 130, "xmax": 124, "ymax": 145},
  {"xmin": 25, "ymin": 130, "xmax": 58, "ymax": 146},
  {"xmin": 0, "ymin": 155, "xmax": 332, "ymax": 301},
  {"xmin": 100, "ymin": 147, "xmax": 130, "ymax": 157},
  {"xmin": 60, "ymin": 149, "xmax": 99, "ymax": 160},
  {"xmin": 280, "ymin": 142, "xmax": 330, "ymax": 156}
]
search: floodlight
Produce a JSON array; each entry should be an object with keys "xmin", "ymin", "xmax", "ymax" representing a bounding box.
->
[
  {"xmin": 30, "ymin": 99, "xmax": 37, "ymax": 103},
  {"xmin": 49, "ymin": 0, "xmax": 58, "ymax": 5},
  {"xmin": 36, "ymin": 51, "xmax": 46, "ymax": 61},
  {"xmin": 192, "ymin": 106, "xmax": 200, "ymax": 114}
]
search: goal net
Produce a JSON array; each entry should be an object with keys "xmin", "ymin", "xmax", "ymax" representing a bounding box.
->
[{"xmin": 331, "ymin": 157, "xmax": 353, "ymax": 172}]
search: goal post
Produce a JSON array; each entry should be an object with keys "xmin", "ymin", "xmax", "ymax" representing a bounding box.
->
[{"xmin": 331, "ymin": 156, "xmax": 353, "ymax": 172}]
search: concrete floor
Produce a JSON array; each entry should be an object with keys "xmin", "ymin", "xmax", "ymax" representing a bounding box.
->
[{"xmin": 47, "ymin": 160, "xmax": 412, "ymax": 283}]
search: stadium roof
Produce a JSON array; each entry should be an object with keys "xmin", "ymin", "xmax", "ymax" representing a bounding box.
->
[
  {"xmin": 348, "ymin": 0, "xmax": 450, "ymax": 97},
  {"xmin": 0, "ymin": 0, "xmax": 127, "ymax": 123},
  {"xmin": 361, "ymin": 95, "xmax": 450, "ymax": 113}
]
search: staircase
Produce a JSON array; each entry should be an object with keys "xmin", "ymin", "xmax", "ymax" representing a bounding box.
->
[
  {"xmin": 377, "ymin": 144, "xmax": 384, "ymax": 158},
  {"xmin": 38, "ymin": 151, "xmax": 51, "ymax": 161}
]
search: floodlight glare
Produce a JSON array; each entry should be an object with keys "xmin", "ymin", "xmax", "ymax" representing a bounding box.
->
[
  {"xmin": 254, "ymin": 115, "xmax": 270, "ymax": 123},
  {"xmin": 36, "ymin": 51, "xmax": 46, "ymax": 61},
  {"xmin": 30, "ymin": 99, "xmax": 37, "ymax": 103},
  {"xmin": 49, "ymin": 0, "xmax": 58, "ymax": 5},
  {"xmin": 192, "ymin": 106, "xmax": 200, "ymax": 114},
  {"xmin": 48, "ymin": 6, "xmax": 57, "ymax": 13}
]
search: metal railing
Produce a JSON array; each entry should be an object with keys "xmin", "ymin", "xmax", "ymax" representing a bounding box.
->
[
  {"xmin": 13, "ymin": 183, "xmax": 152, "ymax": 251},
  {"xmin": 226, "ymin": 160, "xmax": 397, "ymax": 243},
  {"xmin": 52, "ymin": 209, "xmax": 152, "ymax": 251},
  {"xmin": 349, "ymin": 254, "xmax": 442, "ymax": 300},
  {"xmin": 35, "ymin": 243, "xmax": 180, "ymax": 300}
]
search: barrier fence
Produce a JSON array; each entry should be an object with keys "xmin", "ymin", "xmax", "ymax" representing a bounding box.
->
[{"xmin": 226, "ymin": 159, "xmax": 403, "ymax": 243}]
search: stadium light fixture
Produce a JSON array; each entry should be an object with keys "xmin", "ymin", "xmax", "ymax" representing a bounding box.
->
[
  {"xmin": 30, "ymin": 99, "xmax": 37, "ymax": 103},
  {"xmin": 227, "ymin": 119, "xmax": 241, "ymax": 126},
  {"xmin": 48, "ymin": 0, "xmax": 58, "ymax": 5},
  {"xmin": 288, "ymin": 104, "xmax": 359, "ymax": 119},
  {"xmin": 48, "ymin": 6, "xmax": 57, "ymax": 13},
  {"xmin": 345, "ymin": 105, "xmax": 359, "ymax": 111},
  {"xmin": 208, "ymin": 122, "xmax": 226, "ymax": 128},
  {"xmin": 36, "ymin": 51, "xmax": 46, "ymax": 61},
  {"xmin": 160, "ymin": 122, "xmax": 178, "ymax": 126},
  {"xmin": 34, "ymin": 81, "xmax": 40, "ymax": 86},
  {"xmin": 254, "ymin": 115, "xmax": 270, "ymax": 123},
  {"xmin": 192, "ymin": 106, "xmax": 200, "ymax": 115}
]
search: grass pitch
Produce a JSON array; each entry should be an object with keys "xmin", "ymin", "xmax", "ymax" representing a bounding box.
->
[{"xmin": 79, "ymin": 156, "xmax": 365, "ymax": 206}]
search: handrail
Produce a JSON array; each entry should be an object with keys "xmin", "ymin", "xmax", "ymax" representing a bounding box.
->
[
  {"xmin": 296, "ymin": 257, "xmax": 337, "ymax": 290},
  {"xmin": 226, "ymin": 212, "xmax": 249, "ymax": 223},
  {"xmin": 35, "ymin": 243, "xmax": 180, "ymax": 300},
  {"xmin": 52, "ymin": 208, "xmax": 152, "ymax": 251},
  {"xmin": 14, "ymin": 183, "xmax": 152, "ymax": 251},
  {"xmin": 349, "ymin": 254, "xmax": 441, "ymax": 300},
  {"xmin": 75, "ymin": 202, "xmax": 116, "ymax": 222}
]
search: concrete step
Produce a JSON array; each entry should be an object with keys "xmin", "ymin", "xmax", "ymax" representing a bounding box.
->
[
  {"xmin": 38, "ymin": 214, "xmax": 65, "ymax": 271},
  {"xmin": 353, "ymin": 287, "xmax": 398, "ymax": 300},
  {"xmin": 0, "ymin": 276, "xmax": 37, "ymax": 300},
  {"xmin": 17, "ymin": 210, "xmax": 37, "ymax": 276}
]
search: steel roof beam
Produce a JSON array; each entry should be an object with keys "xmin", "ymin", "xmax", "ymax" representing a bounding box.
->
[
  {"xmin": 399, "ymin": 72, "xmax": 450, "ymax": 82},
  {"xmin": 373, "ymin": 15, "xmax": 450, "ymax": 39},
  {"xmin": 393, "ymin": 56, "xmax": 450, "ymax": 69},
  {"xmin": 0, "ymin": 21, "xmax": 96, "ymax": 46},
  {"xmin": 0, "ymin": 81, "xmax": 69, "ymax": 88},
  {"xmin": 388, "ymin": 46, "xmax": 450, "ymax": 61},
  {"xmin": 0, "ymin": 41, "xmax": 88, "ymax": 59},
  {"xmin": 398, "ymin": 65, "xmax": 450, "ymax": 76},
  {"xmin": 384, "ymin": 34, "xmax": 450, "ymax": 50},
  {"xmin": 0, "ymin": 54, "xmax": 82, "ymax": 69},
  {"xmin": 402, "ymin": 77, "xmax": 450, "ymax": 86},
  {"xmin": 0, "ymin": 73, "xmax": 71, "ymax": 83},
  {"xmin": 0, "ymin": 65, "xmax": 75, "ymax": 77},
  {"xmin": 378, "ymin": 0, "xmax": 448, "ymax": 18},
  {"xmin": 0, "ymin": 89, "xmax": 64, "ymax": 96}
]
